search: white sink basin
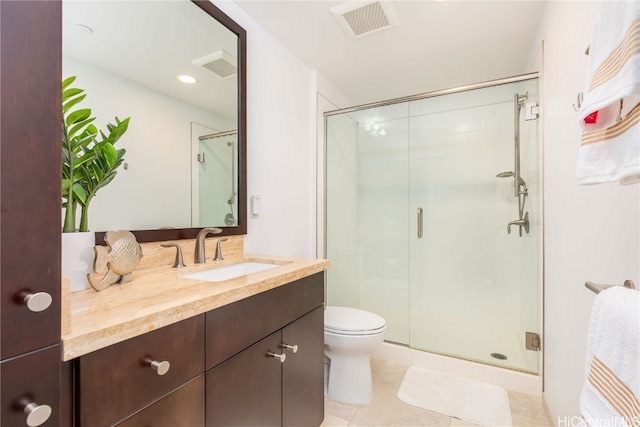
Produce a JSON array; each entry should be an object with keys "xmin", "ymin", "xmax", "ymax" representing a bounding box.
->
[{"xmin": 180, "ymin": 262, "xmax": 280, "ymax": 282}]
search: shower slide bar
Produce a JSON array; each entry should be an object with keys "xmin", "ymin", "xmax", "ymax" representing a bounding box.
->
[
  {"xmin": 499, "ymin": 93, "xmax": 530, "ymax": 237},
  {"xmin": 585, "ymin": 280, "xmax": 636, "ymax": 294}
]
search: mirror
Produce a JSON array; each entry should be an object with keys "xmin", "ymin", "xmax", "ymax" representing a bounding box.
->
[{"xmin": 62, "ymin": 0, "xmax": 246, "ymax": 243}]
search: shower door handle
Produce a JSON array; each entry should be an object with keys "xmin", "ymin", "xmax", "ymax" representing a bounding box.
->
[{"xmin": 417, "ymin": 207, "xmax": 423, "ymax": 238}]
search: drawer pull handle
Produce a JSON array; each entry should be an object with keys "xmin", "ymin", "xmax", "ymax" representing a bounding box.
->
[
  {"xmin": 21, "ymin": 291, "xmax": 52, "ymax": 313},
  {"xmin": 281, "ymin": 343, "xmax": 298, "ymax": 353},
  {"xmin": 267, "ymin": 352, "xmax": 286, "ymax": 363},
  {"xmin": 19, "ymin": 399, "xmax": 52, "ymax": 427},
  {"xmin": 148, "ymin": 359, "xmax": 171, "ymax": 375}
]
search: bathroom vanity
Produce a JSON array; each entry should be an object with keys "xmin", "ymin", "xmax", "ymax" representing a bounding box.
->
[{"xmin": 63, "ymin": 252, "xmax": 328, "ymax": 426}]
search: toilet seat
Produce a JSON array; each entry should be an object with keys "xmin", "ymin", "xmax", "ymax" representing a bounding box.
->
[{"xmin": 324, "ymin": 306, "xmax": 386, "ymax": 336}]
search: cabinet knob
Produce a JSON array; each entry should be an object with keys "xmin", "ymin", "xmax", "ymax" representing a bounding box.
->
[
  {"xmin": 20, "ymin": 291, "xmax": 52, "ymax": 313},
  {"xmin": 267, "ymin": 352, "xmax": 286, "ymax": 363},
  {"xmin": 147, "ymin": 359, "xmax": 171, "ymax": 375},
  {"xmin": 19, "ymin": 399, "xmax": 52, "ymax": 427},
  {"xmin": 281, "ymin": 343, "xmax": 298, "ymax": 353}
]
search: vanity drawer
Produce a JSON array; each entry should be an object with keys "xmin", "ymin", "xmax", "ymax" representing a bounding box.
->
[
  {"xmin": 116, "ymin": 374, "xmax": 205, "ymax": 427},
  {"xmin": 77, "ymin": 314, "xmax": 205, "ymax": 427},
  {"xmin": 1, "ymin": 345, "xmax": 60, "ymax": 427},
  {"xmin": 206, "ymin": 272, "xmax": 324, "ymax": 369}
]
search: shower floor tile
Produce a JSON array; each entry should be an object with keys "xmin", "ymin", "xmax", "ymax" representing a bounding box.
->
[{"xmin": 321, "ymin": 358, "xmax": 552, "ymax": 427}]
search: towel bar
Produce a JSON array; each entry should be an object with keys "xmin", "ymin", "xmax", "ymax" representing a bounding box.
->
[{"xmin": 585, "ymin": 280, "xmax": 636, "ymax": 294}]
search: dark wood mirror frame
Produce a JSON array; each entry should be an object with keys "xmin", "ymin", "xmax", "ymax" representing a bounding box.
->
[{"xmin": 95, "ymin": 0, "xmax": 247, "ymax": 244}]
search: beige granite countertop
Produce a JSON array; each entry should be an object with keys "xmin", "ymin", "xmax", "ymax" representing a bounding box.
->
[{"xmin": 61, "ymin": 254, "xmax": 329, "ymax": 361}]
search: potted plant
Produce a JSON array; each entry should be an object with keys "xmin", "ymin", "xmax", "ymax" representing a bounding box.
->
[
  {"xmin": 61, "ymin": 76, "xmax": 130, "ymax": 292},
  {"xmin": 61, "ymin": 75, "xmax": 130, "ymax": 233}
]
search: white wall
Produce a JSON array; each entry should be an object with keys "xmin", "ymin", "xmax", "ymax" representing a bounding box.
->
[
  {"xmin": 531, "ymin": 2, "xmax": 640, "ymax": 423},
  {"xmin": 213, "ymin": 1, "xmax": 317, "ymax": 257}
]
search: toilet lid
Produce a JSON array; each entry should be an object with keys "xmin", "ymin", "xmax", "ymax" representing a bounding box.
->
[{"xmin": 324, "ymin": 306, "xmax": 386, "ymax": 335}]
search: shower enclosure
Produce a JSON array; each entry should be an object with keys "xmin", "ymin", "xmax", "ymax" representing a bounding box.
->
[{"xmin": 325, "ymin": 75, "xmax": 541, "ymax": 373}]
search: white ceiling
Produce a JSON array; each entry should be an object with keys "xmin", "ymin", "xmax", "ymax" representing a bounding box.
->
[
  {"xmin": 63, "ymin": 1, "xmax": 239, "ymax": 122},
  {"xmin": 235, "ymin": 0, "xmax": 546, "ymax": 106}
]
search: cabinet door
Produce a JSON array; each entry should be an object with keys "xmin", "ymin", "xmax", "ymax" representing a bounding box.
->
[
  {"xmin": 206, "ymin": 272, "xmax": 324, "ymax": 369},
  {"xmin": 0, "ymin": 345, "xmax": 60, "ymax": 426},
  {"xmin": 206, "ymin": 331, "xmax": 282, "ymax": 427},
  {"xmin": 116, "ymin": 375, "xmax": 205, "ymax": 427},
  {"xmin": 282, "ymin": 307, "xmax": 325, "ymax": 427},
  {"xmin": 0, "ymin": 0, "xmax": 61, "ymax": 361}
]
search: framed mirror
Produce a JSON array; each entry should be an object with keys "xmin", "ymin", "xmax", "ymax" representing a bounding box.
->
[{"xmin": 62, "ymin": 0, "xmax": 246, "ymax": 243}]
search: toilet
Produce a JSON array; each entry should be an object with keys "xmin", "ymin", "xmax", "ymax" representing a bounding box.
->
[{"xmin": 324, "ymin": 306, "xmax": 386, "ymax": 405}]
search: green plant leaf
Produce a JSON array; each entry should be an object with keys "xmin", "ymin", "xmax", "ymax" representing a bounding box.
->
[
  {"xmin": 63, "ymin": 93, "xmax": 86, "ymax": 114},
  {"xmin": 72, "ymin": 183, "xmax": 87, "ymax": 204},
  {"xmin": 67, "ymin": 117, "xmax": 96, "ymax": 140},
  {"xmin": 62, "ymin": 87, "xmax": 84, "ymax": 102},
  {"xmin": 62, "ymin": 75, "xmax": 77, "ymax": 91},
  {"xmin": 65, "ymin": 108, "xmax": 92, "ymax": 127}
]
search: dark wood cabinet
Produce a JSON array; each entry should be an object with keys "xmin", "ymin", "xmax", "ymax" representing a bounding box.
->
[
  {"xmin": 0, "ymin": 0, "xmax": 61, "ymax": 362},
  {"xmin": 77, "ymin": 315, "xmax": 205, "ymax": 426},
  {"xmin": 71, "ymin": 272, "xmax": 326, "ymax": 427},
  {"xmin": 116, "ymin": 375, "xmax": 205, "ymax": 427},
  {"xmin": 206, "ymin": 273, "xmax": 325, "ymax": 427},
  {"xmin": 206, "ymin": 331, "xmax": 283, "ymax": 427},
  {"xmin": 0, "ymin": 1, "xmax": 62, "ymax": 426},
  {"xmin": 205, "ymin": 273, "xmax": 325, "ymax": 369},
  {"xmin": 206, "ymin": 307, "xmax": 325, "ymax": 427},
  {"xmin": 0, "ymin": 345, "xmax": 61, "ymax": 427},
  {"xmin": 282, "ymin": 306, "xmax": 325, "ymax": 427}
]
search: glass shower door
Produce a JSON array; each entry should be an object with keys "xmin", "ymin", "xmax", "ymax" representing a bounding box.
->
[
  {"xmin": 326, "ymin": 103, "xmax": 412, "ymax": 345},
  {"xmin": 326, "ymin": 77, "xmax": 540, "ymax": 374},
  {"xmin": 407, "ymin": 80, "xmax": 540, "ymax": 373}
]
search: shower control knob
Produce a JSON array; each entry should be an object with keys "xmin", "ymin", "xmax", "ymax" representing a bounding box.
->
[
  {"xmin": 267, "ymin": 352, "xmax": 286, "ymax": 363},
  {"xmin": 281, "ymin": 343, "xmax": 298, "ymax": 353}
]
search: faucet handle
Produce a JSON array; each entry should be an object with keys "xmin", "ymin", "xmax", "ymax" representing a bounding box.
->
[
  {"xmin": 507, "ymin": 212, "xmax": 530, "ymax": 236},
  {"xmin": 161, "ymin": 243, "xmax": 186, "ymax": 268},
  {"xmin": 214, "ymin": 238, "xmax": 228, "ymax": 261}
]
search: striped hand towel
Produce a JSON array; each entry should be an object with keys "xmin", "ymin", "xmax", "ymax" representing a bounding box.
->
[
  {"xmin": 577, "ymin": 1, "xmax": 640, "ymax": 185},
  {"xmin": 579, "ymin": 286, "xmax": 640, "ymax": 427}
]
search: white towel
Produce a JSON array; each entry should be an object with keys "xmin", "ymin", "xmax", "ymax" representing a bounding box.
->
[
  {"xmin": 579, "ymin": 286, "xmax": 640, "ymax": 427},
  {"xmin": 578, "ymin": 2, "xmax": 640, "ymax": 132},
  {"xmin": 577, "ymin": 1, "xmax": 640, "ymax": 185}
]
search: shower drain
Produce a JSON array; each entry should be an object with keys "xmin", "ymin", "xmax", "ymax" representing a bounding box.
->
[{"xmin": 490, "ymin": 352, "xmax": 508, "ymax": 360}]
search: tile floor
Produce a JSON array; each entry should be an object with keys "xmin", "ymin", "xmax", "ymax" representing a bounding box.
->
[{"xmin": 321, "ymin": 358, "xmax": 552, "ymax": 427}]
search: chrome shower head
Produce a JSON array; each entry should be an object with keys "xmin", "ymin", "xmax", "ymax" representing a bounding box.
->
[{"xmin": 496, "ymin": 171, "xmax": 514, "ymax": 178}]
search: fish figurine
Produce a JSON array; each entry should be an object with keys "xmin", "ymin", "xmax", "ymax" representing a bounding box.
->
[{"xmin": 88, "ymin": 230, "xmax": 143, "ymax": 292}]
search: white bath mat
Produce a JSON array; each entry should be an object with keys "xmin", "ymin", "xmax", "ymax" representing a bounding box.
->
[{"xmin": 397, "ymin": 366, "xmax": 512, "ymax": 427}]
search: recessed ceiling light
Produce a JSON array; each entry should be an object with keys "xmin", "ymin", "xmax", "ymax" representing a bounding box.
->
[{"xmin": 178, "ymin": 75, "xmax": 197, "ymax": 84}]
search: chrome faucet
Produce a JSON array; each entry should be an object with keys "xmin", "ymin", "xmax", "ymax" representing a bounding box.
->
[{"xmin": 194, "ymin": 228, "xmax": 223, "ymax": 263}]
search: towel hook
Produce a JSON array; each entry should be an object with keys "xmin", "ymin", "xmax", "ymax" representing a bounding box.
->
[{"xmin": 573, "ymin": 92, "xmax": 584, "ymax": 112}]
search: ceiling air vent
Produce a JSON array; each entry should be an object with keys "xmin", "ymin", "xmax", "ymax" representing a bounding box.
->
[
  {"xmin": 330, "ymin": 1, "xmax": 399, "ymax": 39},
  {"xmin": 192, "ymin": 50, "xmax": 237, "ymax": 79}
]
